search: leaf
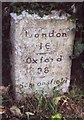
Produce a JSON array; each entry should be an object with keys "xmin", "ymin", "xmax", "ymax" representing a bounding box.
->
[
  {"xmin": 0, "ymin": 105, "xmax": 6, "ymax": 114},
  {"xmin": 51, "ymin": 113, "xmax": 62, "ymax": 120},
  {"xmin": 36, "ymin": 94, "xmax": 43, "ymax": 112},
  {"xmin": 0, "ymin": 85, "xmax": 10, "ymax": 95},
  {"xmin": 25, "ymin": 112, "xmax": 34, "ymax": 120},
  {"xmin": 74, "ymin": 43, "xmax": 84, "ymax": 56},
  {"xmin": 52, "ymin": 96, "xmax": 62, "ymax": 106},
  {"xmin": 49, "ymin": 102, "xmax": 56, "ymax": 114},
  {"xmin": 82, "ymin": 63, "xmax": 84, "ymax": 68},
  {"xmin": 10, "ymin": 106, "xmax": 22, "ymax": 117}
]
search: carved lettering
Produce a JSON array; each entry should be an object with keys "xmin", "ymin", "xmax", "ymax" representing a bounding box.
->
[
  {"xmin": 39, "ymin": 43, "xmax": 43, "ymax": 50},
  {"xmin": 26, "ymin": 57, "xmax": 38, "ymax": 64},
  {"xmin": 45, "ymin": 43, "xmax": 50, "ymax": 50},
  {"xmin": 26, "ymin": 57, "xmax": 31, "ymax": 64},
  {"xmin": 44, "ymin": 67, "xmax": 49, "ymax": 73},
  {"xmin": 36, "ymin": 78, "xmax": 68, "ymax": 86},
  {"xmin": 35, "ymin": 34, "xmax": 39, "ymax": 38},
  {"xmin": 57, "ymin": 55, "xmax": 63, "ymax": 62},
  {"xmin": 24, "ymin": 29, "xmax": 68, "ymax": 90},
  {"xmin": 56, "ymin": 33, "xmax": 61, "ymax": 37},
  {"xmin": 49, "ymin": 30, "xmax": 54, "ymax": 37},
  {"xmin": 32, "ymin": 59, "xmax": 38, "ymax": 64},
  {"xmin": 62, "ymin": 33, "xmax": 67, "ymax": 37},
  {"xmin": 42, "ymin": 33, "xmax": 47, "ymax": 38},
  {"xmin": 25, "ymin": 30, "xmax": 67, "ymax": 38},
  {"xmin": 37, "ymin": 67, "xmax": 49, "ymax": 74}
]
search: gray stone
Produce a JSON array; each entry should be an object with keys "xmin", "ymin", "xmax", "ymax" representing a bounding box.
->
[{"xmin": 10, "ymin": 11, "xmax": 76, "ymax": 98}]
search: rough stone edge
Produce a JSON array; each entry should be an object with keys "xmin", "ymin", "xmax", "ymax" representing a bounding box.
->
[
  {"xmin": 10, "ymin": 10, "xmax": 71, "ymax": 23},
  {"xmin": 0, "ymin": 1, "xmax": 2, "ymax": 87},
  {"xmin": 10, "ymin": 16, "xmax": 17, "ymax": 99},
  {"xmin": 1, "ymin": 0, "xmax": 84, "ymax": 2}
]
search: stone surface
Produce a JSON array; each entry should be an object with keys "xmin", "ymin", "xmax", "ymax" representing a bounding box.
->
[{"xmin": 10, "ymin": 11, "xmax": 76, "ymax": 97}]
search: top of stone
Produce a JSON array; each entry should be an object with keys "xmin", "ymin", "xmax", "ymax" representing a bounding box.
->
[{"xmin": 10, "ymin": 10, "xmax": 70, "ymax": 23}]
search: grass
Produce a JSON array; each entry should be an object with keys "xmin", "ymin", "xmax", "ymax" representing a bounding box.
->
[{"xmin": 1, "ymin": 84, "xmax": 84, "ymax": 120}]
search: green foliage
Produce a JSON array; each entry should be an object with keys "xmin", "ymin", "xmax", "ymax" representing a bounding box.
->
[
  {"xmin": 0, "ymin": 95, "xmax": 3, "ymax": 105},
  {"xmin": 74, "ymin": 41, "xmax": 84, "ymax": 57},
  {"xmin": 67, "ymin": 85, "xmax": 84, "ymax": 101},
  {"xmin": 35, "ymin": 90, "xmax": 61, "ymax": 116},
  {"xmin": 3, "ymin": 2, "xmax": 79, "ymax": 17},
  {"xmin": 82, "ymin": 63, "xmax": 84, "ymax": 68},
  {"xmin": 51, "ymin": 113, "xmax": 62, "ymax": 120},
  {"xmin": 36, "ymin": 92, "xmax": 44, "ymax": 112}
]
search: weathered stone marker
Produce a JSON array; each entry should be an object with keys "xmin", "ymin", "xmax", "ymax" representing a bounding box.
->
[{"xmin": 10, "ymin": 11, "xmax": 76, "ymax": 98}]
